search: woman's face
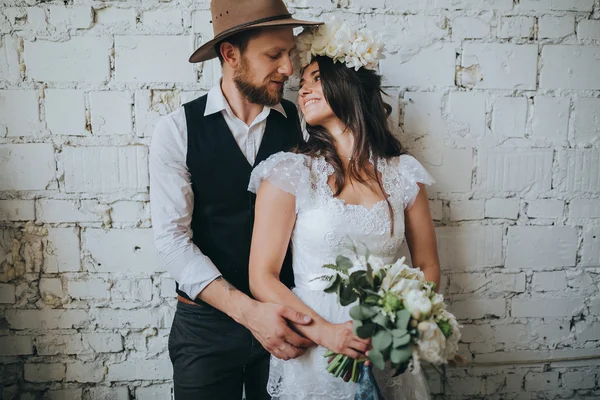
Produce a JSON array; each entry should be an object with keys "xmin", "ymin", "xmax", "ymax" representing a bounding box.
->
[{"xmin": 298, "ymin": 61, "xmax": 336, "ymax": 126}]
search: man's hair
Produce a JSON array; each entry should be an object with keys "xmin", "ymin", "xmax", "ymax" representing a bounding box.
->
[{"xmin": 215, "ymin": 28, "xmax": 264, "ymax": 65}]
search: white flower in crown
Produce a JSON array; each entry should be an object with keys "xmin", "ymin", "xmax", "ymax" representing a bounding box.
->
[{"xmin": 294, "ymin": 17, "xmax": 385, "ymax": 72}]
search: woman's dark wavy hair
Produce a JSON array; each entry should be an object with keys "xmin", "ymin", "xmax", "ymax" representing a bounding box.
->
[{"xmin": 296, "ymin": 56, "xmax": 406, "ymax": 233}]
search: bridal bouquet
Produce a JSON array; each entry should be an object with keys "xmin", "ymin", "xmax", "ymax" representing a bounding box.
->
[{"xmin": 319, "ymin": 251, "xmax": 461, "ymax": 382}]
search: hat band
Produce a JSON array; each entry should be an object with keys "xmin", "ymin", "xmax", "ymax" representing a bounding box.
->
[{"xmin": 213, "ymin": 13, "xmax": 293, "ymax": 41}]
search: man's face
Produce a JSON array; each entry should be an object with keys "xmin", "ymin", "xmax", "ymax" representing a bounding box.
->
[{"xmin": 233, "ymin": 27, "xmax": 295, "ymax": 106}]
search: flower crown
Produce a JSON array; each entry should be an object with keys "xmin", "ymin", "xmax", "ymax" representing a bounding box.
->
[{"xmin": 294, "ymin": 17, "xmax": 386, "ymax": 72}]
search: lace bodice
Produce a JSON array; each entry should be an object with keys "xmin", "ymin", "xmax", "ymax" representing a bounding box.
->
[
  {"xmin": 248, "ymin": 151, "xmax": 434, "ymax": 400},
  {"xmin": 249, "ymin": 152, "xmax": 434, "ymax": 290}
]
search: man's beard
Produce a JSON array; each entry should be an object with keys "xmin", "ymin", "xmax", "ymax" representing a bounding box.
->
[{"xmin": 233, "ymin": 57, "xmax": 285, "ymax": 106}]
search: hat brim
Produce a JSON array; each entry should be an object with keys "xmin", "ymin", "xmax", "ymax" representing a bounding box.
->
[{"xmin": 189, "ymin": 17, "xmax": 322, "ymax": 63}]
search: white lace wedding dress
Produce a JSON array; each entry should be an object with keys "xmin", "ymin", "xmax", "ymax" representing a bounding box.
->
[{"xmin": 248, "ymin": 151, "xmax": 434, "ymax": 400}]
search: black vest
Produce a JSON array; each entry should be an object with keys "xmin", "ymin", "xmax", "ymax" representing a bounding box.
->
[{"xmin": 177, "ymin": 94, "xmax": 303, "ymax": 304}]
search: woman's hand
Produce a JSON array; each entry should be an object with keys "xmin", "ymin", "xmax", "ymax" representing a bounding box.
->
[{"xmin": 318, "ymin": 321, "xmax": 371, "ymax": 359}]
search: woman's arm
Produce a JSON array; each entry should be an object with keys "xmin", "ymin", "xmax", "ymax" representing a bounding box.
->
[
  {"xmin": 404, "ymin": 183, "xmax": 441, "ymax": 289},
  {"xmin": 249, "ymin": 180, "xmax": 369, "ymax": 359}
]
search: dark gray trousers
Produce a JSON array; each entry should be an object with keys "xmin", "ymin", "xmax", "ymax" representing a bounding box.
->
[{"xmin": 168, "ymin": 301, "xmax": 271, "ymax": 400}]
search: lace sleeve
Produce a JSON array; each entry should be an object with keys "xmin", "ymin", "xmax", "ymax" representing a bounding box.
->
[
  {"xmin": 248, "ymin": 152, "xmax": 309, "ymax": 211},
  {"xmin": 398, "ymin": 155, "xmax": 435, "ymax": 210}
]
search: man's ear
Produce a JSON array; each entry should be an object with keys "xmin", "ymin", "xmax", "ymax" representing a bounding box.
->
[{"xmin": 220, "ymin": 42, "xmax": 241, "ymax": 68}]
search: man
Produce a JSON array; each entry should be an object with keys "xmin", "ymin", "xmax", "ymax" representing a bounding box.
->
[{"xmin": 149, "ymin": 0, "xmax": 322, "ymax": 398}]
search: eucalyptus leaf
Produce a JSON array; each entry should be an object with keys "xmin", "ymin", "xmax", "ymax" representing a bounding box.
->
[
  {"xmin": 364, "ymin": 295, "xmax": 380, "ymax": 306},
  {"xmin": 368, "ymin": 348, "xmax": 385, "ymax": 370},
  {"xmin": 353, "ymin": 319, "xmax": 363, "ymax": 335},
  {"xmin": 336, "ymin": 255, "xmax": 353, "ymax": 271},
  {"xmin": 356, "ymin": 323, "xmax": 377, "ymax": 339},
  {"xmin": 372, "ymin": 313, "xmax": 390, "ymax": 328},
  {"xmin": 396, "ymin": 309, "xmax": 411, "ymax": 330},
  {"xmin": 390, "ymin": 346, "xmax": 413, "ymax": 365},
  {"xmin": 349, "ymin": 305, "xmax": 363, "ymax": 320},
  {"xmin": 391, "ymin": 329, "xmax": 407, "ymax": 338},
  {"xmin": 339, "ymin": 284, "xmax": 358, "ymax": 306},
  {"xmin": 372, "ymin": 330, "xmax": 393, "ymax": 352},
  {"xmin": 324, "ymin": 274, "xmax": 341, "ymax": 294},
  {"xmin": 393, "ymin": 333, "xmax": 411, "ymax": 348}
]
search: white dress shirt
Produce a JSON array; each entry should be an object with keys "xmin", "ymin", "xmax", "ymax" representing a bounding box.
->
[{"xmin": 149, "ymin": 84, "xmax": 288, "ymax": 299}]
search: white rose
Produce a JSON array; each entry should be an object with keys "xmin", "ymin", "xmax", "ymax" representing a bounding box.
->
[
  {"xmin": 390, "ymin": 278, "xmax": 421, "ymax": 295},
  {"xmin": 416, "ymin": 321, "xmax": 447, "ymax": 365},
  {"xmin": 404, "ymin": 289, "xmax": 432, "ymax": 320},
  {"xmin": 430, "ymin": 293, "xmax": 446, "ymax": 316}
]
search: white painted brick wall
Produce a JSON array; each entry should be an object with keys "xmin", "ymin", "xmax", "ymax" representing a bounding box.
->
[{"xmin": 1, "ymin": 0, "xmax": 598, "ymax": 398}]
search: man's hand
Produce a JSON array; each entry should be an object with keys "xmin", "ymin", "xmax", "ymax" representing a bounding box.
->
[{"xmin": 243, "ymin": 302, "xmax": 315, "ymax": 360}]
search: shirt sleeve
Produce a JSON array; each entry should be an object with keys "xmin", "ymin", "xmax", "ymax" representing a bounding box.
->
[
  {"xmin": 149, "ymin": 110, "xmax": 222, "ymax": 299},
  {"xmin": 397, "ymin": 155, "xmax": 436, "ymax": 210}
]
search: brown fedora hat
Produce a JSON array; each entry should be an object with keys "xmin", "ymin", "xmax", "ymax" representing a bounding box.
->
[{"xmin": 189, "ymin": 0, "xmax": 322, "ymax": 63}]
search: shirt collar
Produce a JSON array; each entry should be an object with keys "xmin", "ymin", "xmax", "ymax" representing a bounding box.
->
[{"xmin": 204, "ymin": 83, "xmax": 287, "ymax": 119}]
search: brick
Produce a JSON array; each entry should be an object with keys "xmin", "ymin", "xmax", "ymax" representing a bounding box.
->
[
  {"xmin": 0, "ymin": 336, "xmax": 33, "ymax": 355},
  {"xmin": 0, "ymin": 90, "xmax": 40, "ymax": 137},
  {"xmin": 44, "ymin": 227, "xmax": 80, "ymax": 273},
  {"xmin": 6, "ymin": 309, "xmax": 87, "ymax": 330},
  {"xmin": 91, "ymin": 308, "xmax": 170, "ymax": 329},
  {"xmin": 68, "ymin": 279, "xmax": 110, "ymax": 300},
  {"xmin": 37, "ymin": 200, "xmax": 102, "ymax": 224},
  {"xmin": 577, "ymin": 322, "xmax": 600, "ymax": 342},
  {"xmin": 450, "ymin": 200, "xmax": 484, "ymax": 221},
  {"xmin": 429, "ymin": 200, "xmax": 443, "ymax": 221},
  {"xmin": 160, "ymin": 276, "xmax": 176, "ymax": 299},
  {"xmin": 497, "ymin": 17, "xmax": 534, "ymax": 38},
  {"xmin": 62, "ymin": 146, "xmax": 149, "ymax": 193},
  {"xmin": 404, "ymin": 92, "xmax": 446, "ymax": 137},
  {"xmin": 191, "ymin": 10, "xmax": 213, "ymax": 38},
  {"xmin": 519, "ymin": 0, "xmax": 594, "ymax": 11},
  {"xmin": 367, "ymin": 15, "xmax": 447, "ymax": 55},
  {"xmin": 577, "ymin": 20, "xmax": 600, "ymax": 41},
  {"xmin": 45, "ymin": 89, "xmax": 87, "ymax": 136},
  {"xmin": 437, "ymin": 226, "xmax": 503, "ymax": 268},
  {"xmin": 490, "ymin": 273, "xmax": 526, "ymax": 293},
  {"xmin": 540, "ymin": 46, "xmax": 600, "ymax": 89},
  {"xmin": 436, "ymin": 0, "xmax": 513, "ymax": 10},
  {"xmin": 83, "ymin": 229, "xmax": 161, "ymax": 273},
  {"xmin": 0, "ymin": 144, "xmax": 56, "ymax": 190},
  {"xmin": 525, "ymin": 371, "xmax": 559, "ymax": 391},
  {"xmin": 85, "ymin": 333, "xmax": 123, "ymax": 353},
  {"xmin": 527, "ymin": 200, "xmax": 564, "ymax": 218},
  {"xmin": 505, "ymin": 227, "xmax": 577, "ymax": 268},
  {"xmin": 477, "ymin": 149, "xmax": 553, "ymax": 192},
  {"xmin": 135, "ymin": 90, "xmax": 182, "ymax": 137},
  {"xmin": 24, "ymin": 363, "xmax": 65, "ymax": 382},
  {"xmin": 422, "ymin": 147, "xmax": 473, "ymax": 193},
  {"xmin": 532, "ymin": 271, "xmax": 567, "ymax": 291},
  {"xmin": 539, "ymin": 16, "xmax": 575, "ymax": 39},
  {"xmin": 460, "ymin": 324, "xmax": 494, "ymax": 343},
  {"xmin": 555, "ymin": 150, "xmax": 600, "ymax": 193},
  {"xmin": 460, "ymin": 44, "xmax": 537, "ymax": 89},
  {"xmin": 451, "ymin": 272, "xmax": 526, "ymax": 294},
  {"xmin": 569, "ymin": 199, "xmax": 600, "ymax": 218},
  {"xmin": 581, "ymin": 227, "xmax": 600, "ymax": 267},
  {"xmin": 452, "ymin": 17, "xmax": 490, "ymax": 40},
  {"xmin": 574, "ymin": 98, "xmax": 600, "ymax": 146},
  {"xmin": 96, "ymin": 7, "xmax": 136, "ymax": 26},
  {"xmin": 562, "ymin": 370, "xmax": 596, "ymax": 390},
  {"xmin": 0, "ymin": 200, "xmax": 35, "ymax": 221},
  {"xmin": 48, "ymin": 6, "xmax": 93, "ymax": 29},
  {"xmin": 43, "ymin": 389, "xmax": 82, "ymax": 400},
  {"xmin": 90, "ymin": 91, "xmax": 134, "ymax": 135},
  {"xmin": 39, "ymin": 278, "xmax": 63, "ymax": 298},
  {"xmin": 107, "ymin": 360, "xmax": 172, "ymax": 381},
  {"xmin": 109, "ymin": 201, "xmax": 149, "ymax": 223},
  {"xmin": 0, "ymin": 283, "xmax": 16, "ymax": 303},
  {"xmin": 35, "ymin": 334, "xmax": 88, "ymax": 356},
  {"xmin": 25, "ymin": 37, "xmax": 111, "ymax": 82},
  {"xmin": 381, "ymin": 44, "xmax": 455, "ymax": 87},
  {"xmin": 66, "ymin": 362, "xmax": 104, "ymax": 383},
  {"xmin": 87, "ymin": 387, "xmax": 129, "ymax": 400},
  {"xmin": 492, "ymin": 97, "xmax": 527, "ymax": 138},
  {"xmin": 511, "ymin": 298, "xmax": 584, "ymax": 317},
  {"xmin": 494, "ymin": 324, "xmax": 533, "ymax": 347},
  {"xmin": 115, "ymin": 36, "xmax": 195, "ymax": 82},
  {"xmin": 0, "ymin": 36, "xmax": 20, "ymax": 80},
  {"xmin": 451, "ymin": 299, "xmax": 505, "ymax": 319},
  {"xmin": 135, "ymin": 385, "xmax": 173, "ymax": 400},
  {"xmin": 531, "ymin": 97, "xmax": 570, "ymax": 143},
  {"xmin": 111, "ymin": 278, "xmax": 153, "ymax": 302},
  {"xmin": 485, "ymin": 198, "xmax": 519, "ymax": 219},
  {"xmin": 141, "ymin": 10, "xmax": 183, "ymax": 33},
  {"xmin": 448, "ymin": 92, "xmax": 486, "ymax": 137}
]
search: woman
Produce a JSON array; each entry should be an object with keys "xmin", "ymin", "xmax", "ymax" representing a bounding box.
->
[{"xmin": 248, "ymin": 20, "xmax": 440, "ymax": 400}]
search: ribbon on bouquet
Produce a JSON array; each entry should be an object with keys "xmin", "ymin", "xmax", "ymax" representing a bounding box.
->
[{"xmin": 355, "ymin": 364, "xmax": 385, "ymax": 400}]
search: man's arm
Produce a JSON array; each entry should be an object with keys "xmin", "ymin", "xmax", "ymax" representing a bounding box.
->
[{"xmin": 149, "ymin": 111, "xmax": 312, "ymax": 359}]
